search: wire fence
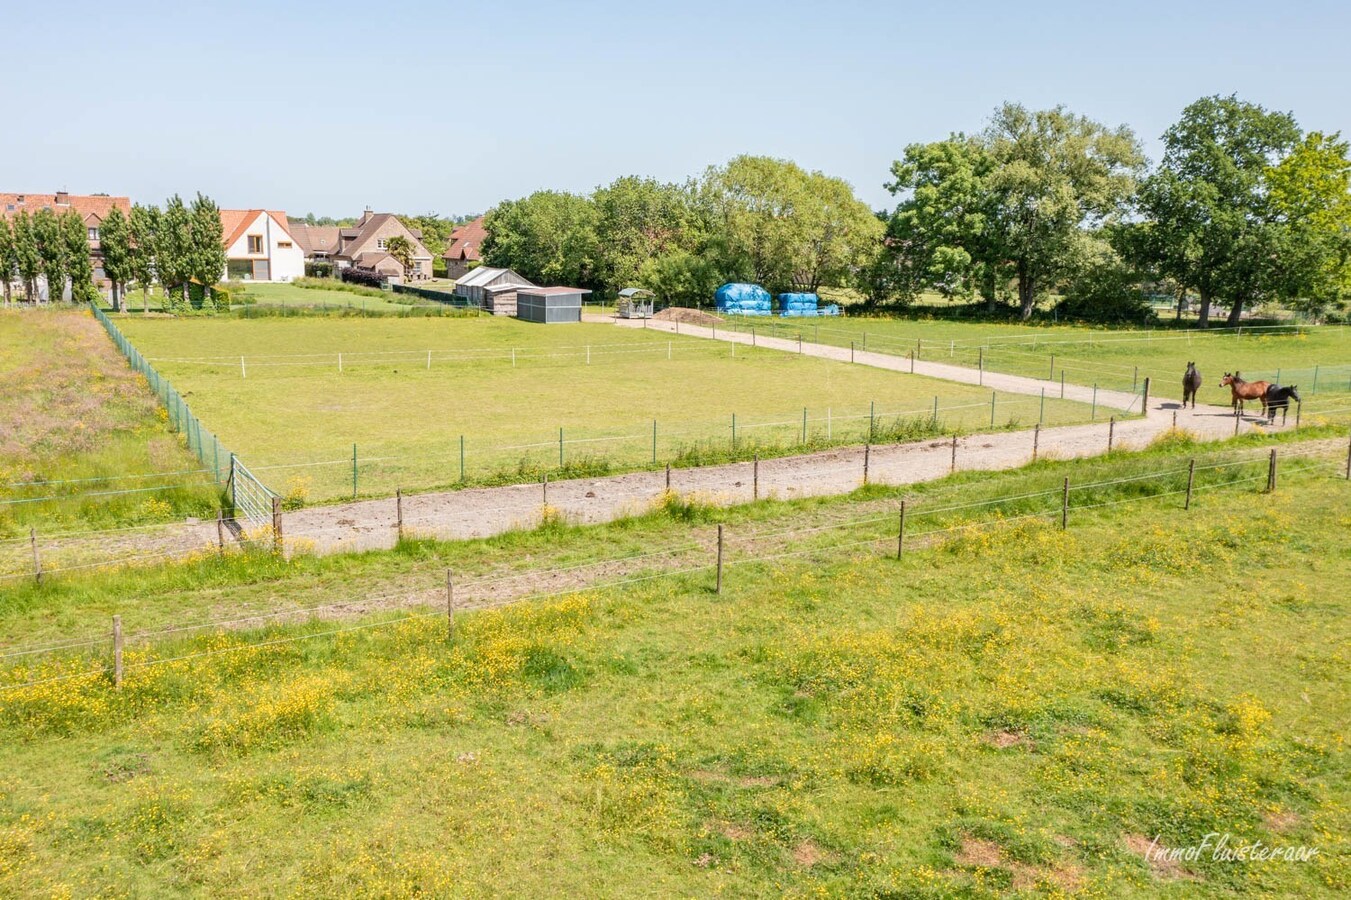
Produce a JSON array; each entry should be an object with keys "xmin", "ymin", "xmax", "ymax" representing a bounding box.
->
[{"xmin": 1, "ymin": 444, "xmax": 1342, "ymax": 695}]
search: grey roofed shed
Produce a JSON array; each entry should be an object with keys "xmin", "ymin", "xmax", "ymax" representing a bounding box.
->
[
  {"xmin": 516, "ymin": 286, "xmax": 590, "ymax": 323},
  {"xmin": 453, "ymin": 266, "xmax": 535, "ymax": 303}
]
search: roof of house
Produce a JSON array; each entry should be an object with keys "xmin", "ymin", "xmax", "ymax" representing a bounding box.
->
[
  {"xmin": 443, "ymin": 215, "xmax": 487, "ymax": 261},
  {"xmin": 0, "ymin": 192, "xmax": 130, "ymax": 225},
  {"xmin": 520, "ymin": 286, "xmax": 592, "ymax": 296},
  {"xmin": 333, "ymin": 213, "xmax": 432, "ymax": 262},
  {"xmin": 290, "ymin": 224, "xmax": 342, "ymax": 255},
  {"xmin": 455, "ymin": 266, "xmax": 534, "ymax": 289},
  {"xmin": 219, "ymin": 210, "xmax": 293, "ymax": 249}
]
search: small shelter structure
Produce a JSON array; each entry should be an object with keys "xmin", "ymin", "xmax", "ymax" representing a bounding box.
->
[
  {"xmin": 616, "ymin": 287, "xmax": 655, "ymax": 318},
  {"xmin": 516, "ymin": 286, "xmax": 590, "ymax": 324}
]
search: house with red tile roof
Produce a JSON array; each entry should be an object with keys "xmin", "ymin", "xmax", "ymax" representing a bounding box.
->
[
  {"xmin": 0, "ymin": 191, "xmax": 131, "ymax": 291},
  {"xmin": 219, "ymin": 210, "xmax": 304, "ymax": 282},
  {"xmin": 443, "ymin": 215, "xmax": 487, "ymax": 280}
]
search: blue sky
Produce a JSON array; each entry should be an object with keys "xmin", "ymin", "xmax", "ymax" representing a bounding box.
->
[{"xmin": 3, "ymin": 0, "xmax": 1347, "ymax": 218}]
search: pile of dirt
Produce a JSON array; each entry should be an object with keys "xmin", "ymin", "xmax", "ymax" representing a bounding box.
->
[{"xmin": 653, "ymin": 307, "xmax": 723, "ymax": 326}]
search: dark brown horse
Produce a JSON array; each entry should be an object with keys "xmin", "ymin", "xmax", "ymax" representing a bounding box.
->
[
  {"xmin": 1220, "ymin": 372, "xmax": 1270, "ymax": 418},
  {"xmin": 1264, "ymin": 385, "xmax": 1301, "ymax": 424},
  {"xmin": 1182, "ymin": 362, "xmax": 1202, "ymax": 408}
]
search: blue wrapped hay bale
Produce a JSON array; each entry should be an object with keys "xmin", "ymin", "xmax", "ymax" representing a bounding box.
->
[
  {"xmin": 715, "ymin": 282, "xmax": 773, "ymax": 316},
  {"xmin": 778, "ymin": 292, "xmax": 823, "ymax": 317}
]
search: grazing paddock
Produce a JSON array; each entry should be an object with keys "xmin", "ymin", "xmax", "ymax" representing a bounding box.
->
[
  {"xmin": 0, "ymin": 309, "xmax": 219, "ymax": 535},
  {"xmin": 115, "ymin": 316, "xmax": 1099, "ymax": 503},
  {"xmin": 0, "ymin": 456, "xmax": 1345, "ymax": 897},
  {"xmin": 721, "ymin": 316, "xmax": 1351, "ymax": 406}
]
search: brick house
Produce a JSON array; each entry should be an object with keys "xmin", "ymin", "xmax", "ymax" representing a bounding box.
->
[
  {"xmin": 321, "ymin": 209, "xmax": 434, "ymax": 282},
  {"xmin": 0, "ymin": 191, "xmax": 131, "ymax": 293},
  {"xmin": 442, "ymin": 215, "xmax": 487, "ymax": 280}
]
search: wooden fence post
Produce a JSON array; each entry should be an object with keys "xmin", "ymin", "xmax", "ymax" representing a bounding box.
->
[
  {"xmin": 1267, "ymin": 448, "xmax": 1277, "ymax": 493},
  {"xmin": 112, "ymin": 615, "xmax": 123, "ymax": 689},
  {"xmin": 863, "ymin": 443, "xmax": 871, "ymax": 485},
  {"xmin": 1234, "ymin": 413, "xmax": 1241, "ymax": 437},
  {"xmin": 950, "ymin": 435, "xmax": 958, "ymax": 473},
  {"xmin": 271, "ymin": 496, "xmax": 283, "ymax": 555},
  {"xmin": 896, "ymin": 500, "xmax": 906, "ymax": 560},
  {"xmin": 446, "ymin": 570, "xmax": 455, "ymax": 641},
  {"xmin": 1185, "ymin": 459, "xmax": 1196, "ymax": 510},
  {"xmin": 715, "ymin": 524, "xmax": 724, "ymax": 594},
  {"xmin": 753, "ymin": 454, "xmax": 759, "ymax": 500},
  {"xmin": 396, "ymin": 488, "xmax": 404, "ymax": 541},
  {"xmin": 665, "ymin": 463, "xmax": 671, "ymax": 491},
  {"xmin": 1108, "ymin": 417, "xmax": 1115, "ymax": 452},
  {"xmin": 30, "ymin": 527, "xmax": 42, "ymax": 584},
  {"xmin": 1032, "ymin": 423, "xmax": 1040, "ymax": 462},
  {"xmin": 1141, "ymin": 377, "xmax": 1150, "ymax": 413},
  {"xmin": 1061, "ymin": 477, "xmax": 1070, "ymax": 530},
  {"xmin": 542, "ymin": 473, "xmax": 549, "ymax": 506},
  {"xmin": 216, "ymin": 510, "xmax": 225, "ymax": 555}
]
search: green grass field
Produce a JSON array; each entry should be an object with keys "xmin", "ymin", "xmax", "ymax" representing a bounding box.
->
[
  {"xmin": 114, "ymin": 316, "xmax": 1099, "ymax": 503},
  {"xmin": 723, "ymin": 316, "xmax": 1351, "ymax": 407},
  {"xmin": 0, "ymin": 310, "xmax": 220, "ymax": 537},
  {"xmin": 1, "ymin": 436, "xmax": 1345, "ymax": 896}
]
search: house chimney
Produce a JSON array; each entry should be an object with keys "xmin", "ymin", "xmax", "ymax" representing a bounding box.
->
[
  {"xmin": 55, "ymin": 191, "xmax": 70, "ymax": 205},
  {"xmin": 360, "ymin": 205, "xmax": 373, "ymax": 225}
]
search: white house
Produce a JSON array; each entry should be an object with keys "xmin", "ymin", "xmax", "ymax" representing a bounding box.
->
[{"xmin": 220, "ymin": 209, "xmax": 305, "ymax": 282}]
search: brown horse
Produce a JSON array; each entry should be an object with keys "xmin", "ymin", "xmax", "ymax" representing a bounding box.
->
[
  {"xmin": 1182, "ymin": 362, "xmax": 1202, "ymax": 408},
  {"xmin": 1220, "ymin": 372, "xmax": 1270, "ymax": 418}
]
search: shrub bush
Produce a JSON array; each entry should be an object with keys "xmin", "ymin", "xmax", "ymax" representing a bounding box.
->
[
  {"xmin": 340, "ymin": 267, "xmax": 386, "ymax": 289},
  {"xmin": 304, "ymin": 261, "xmax": 334, "ymax": 278}
]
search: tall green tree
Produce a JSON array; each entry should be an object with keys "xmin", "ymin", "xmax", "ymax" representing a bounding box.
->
[
  {"xmin": 1266, "ymin": 131, "xmax": 1351, "ymax": 321},
  {"xmin": 885, "ymin": 104, "xmax": 1144, "ymax": 319},
  {"xmin": 385, "ymin": 235, "xmax": 416, "ymax": 275},
  {"xmin": 884, "ymin": 135, "xmax": 1000, "ymax": 307},
  {"xmin": 188, "ymin": 193, "xmax": 226, "ymax": 303},
  {"xmin": 0, "ymin": 218, "xmax": 15, "ymax": 306},
  {"xmin": 129, "ymin": 203, "xmax": 160, "ymax": 312},
  {"xmin": 1135, "ymin": 95, "xmax": 1302, "ymax": 327},
  {"xmin": 594, "ymin": 177, "xmax": 705, "ymax": 291},
  {"xmin": 99, "ymin": 206, "xmax": 133, "ymax": 311},
  {"xmin": 156, "ymin": 195, "xmax": 193, "ymax": 309},
  {"xmin": 482, "ymin": 191, "xmax": 600, "ymax": 288},
  {"xmin": 32, "ymin": 208, "xmax": 67, "ymax": 303},
  {"xmin": 702, "ymin": 155, "xmax": 883, "ymax": 294},
  {"xmin": 60, "ymin": 209, "xmax": 98, "ymax": 304},
  {"xmin": 11, "ymin": 212, "xmax": 41, "ymax": 302}
]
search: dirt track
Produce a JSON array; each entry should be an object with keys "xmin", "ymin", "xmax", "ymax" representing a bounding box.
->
[
  {"xmin": 6, "ymin": 320, "xmax": 1300, "ymax": 577},
  {"xmin": 277, "ymin": 320, "xmax": 1270, "ymax": 555}
]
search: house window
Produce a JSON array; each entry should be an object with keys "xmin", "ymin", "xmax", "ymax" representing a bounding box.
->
[
  {"xmin": 88, "ymin": 227, "xmax": 99, "ymax": 241},
  {"xmin": 247, "ymin": 235, "xmax": 264, "ymax": 254},
  {"xmin": 377, "ymin": 239, "xmax": 388, "ymax": 250},
  {"xmin": 277, "ymin": 241, "xmax": 293, "ymax": 249}
]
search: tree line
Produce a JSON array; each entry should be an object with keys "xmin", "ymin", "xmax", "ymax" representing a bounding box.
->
[
  {"xmin": 481, "ymin": 95, "xmax": 1350, "ymax": 325},
  {"xmin": 0, "ymin": 194, "xmax": 229, "ymax": 312},
  {"xmin": 0, "ymin": 207, "xmax": 99, "ymax": 305}
]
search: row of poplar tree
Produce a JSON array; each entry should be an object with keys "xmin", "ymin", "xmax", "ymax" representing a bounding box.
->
[{"xmin": 0, "ymin": 194, "xmax": 227, "ymax": 312}]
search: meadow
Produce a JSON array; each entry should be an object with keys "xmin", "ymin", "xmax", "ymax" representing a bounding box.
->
[
  {"xmin": 0, "ymin": 436, "xmax": 1345, "ymax": 897},
  {"xmin": 722, "ymin": 316, "xmax": 1351, "ymax": 407},
  {"xmin": 0, "ymin": 310, "xmax": 220, "ymax": 536},
  {"xmin": 114, "ymin": 316, "xmax": 1100, "ymax": 503}
]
